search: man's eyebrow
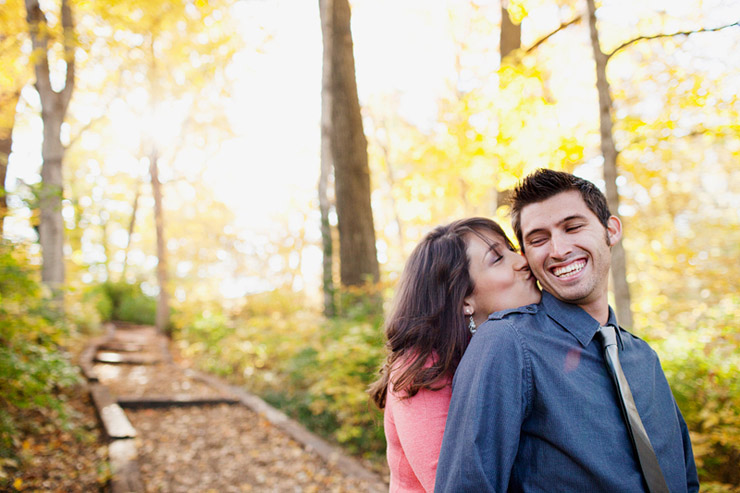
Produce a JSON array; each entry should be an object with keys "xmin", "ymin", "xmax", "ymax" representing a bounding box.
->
[
  {"xmin": 522, "ymin": 228, "xmax": 546, "ymax": 243},
  {"xmin": 559, "ymin": 214, "xmax": 588, "ymax": 225},
  {"xmin": 523, "ymin": 214, "xmax": 589, "ymax": 241}
]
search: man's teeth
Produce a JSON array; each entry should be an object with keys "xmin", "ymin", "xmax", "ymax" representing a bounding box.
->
[{"xmin": 553, "ymin": 260, "xmax": 585, "ymax": 277}]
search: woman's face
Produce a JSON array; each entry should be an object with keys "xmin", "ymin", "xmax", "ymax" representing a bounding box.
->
[{"xmin": 464, "ymin": 230, "xmax": 541, "ymax": 326}]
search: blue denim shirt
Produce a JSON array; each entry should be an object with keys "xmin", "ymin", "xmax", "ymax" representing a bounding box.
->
[{"xmin": 435, "ymin": 291, "xmax": 699, "ymax": 492}]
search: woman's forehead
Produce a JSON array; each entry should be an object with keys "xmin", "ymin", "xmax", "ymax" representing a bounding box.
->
[{"xmin": 466, "ymin": 229, "xmax": 505, "ymax": 249}]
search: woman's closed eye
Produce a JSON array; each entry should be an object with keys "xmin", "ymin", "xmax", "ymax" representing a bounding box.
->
[{"xmin": 488, "ymin": 247, "xmax": 503, "ymax": 264}]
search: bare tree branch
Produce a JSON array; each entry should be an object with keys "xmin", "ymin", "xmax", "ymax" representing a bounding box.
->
[
  {"xmin": 60, "ymin": 0, "xmax": 75, "ymax": 109},
  {"xmin": 524, "ymin": 16, "xmax": 582, "ymax": 55},
  {"xmin": 25, "ymin": 0, "xmax": 52, "ymax": 100},
  {"xmin": 65, "ymin": 113, "xmax": 107, "ymax": 150},
  {"xmin": 607, "ymin": 21, "xmax": 740, "ymax": 59}
]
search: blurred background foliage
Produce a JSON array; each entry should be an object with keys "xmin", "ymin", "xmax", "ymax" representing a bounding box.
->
[
  {"xmin": 1, "ymin": 0, "xmax": 739, "ymax": 490},
  {"xmin": 0, "ymin": 241, "xmax": 105, "ymax": 486},
  {"xmin": 171, "ymin": 286, "xmax": 388, "ymax": 459}
]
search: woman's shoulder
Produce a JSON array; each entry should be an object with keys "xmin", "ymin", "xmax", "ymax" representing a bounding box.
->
[
  {"xmin": 389, "ymin": 350, "xmax": 445, "ymax": 375},
  {"xmin": 388, "ymin": 351, "xmax": 452, "ymax": 400}
]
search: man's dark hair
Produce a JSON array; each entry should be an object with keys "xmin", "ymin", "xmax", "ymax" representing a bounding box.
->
[{"xmin": 511, "ymin": 168, "xmax": 612, "ymax": 251}]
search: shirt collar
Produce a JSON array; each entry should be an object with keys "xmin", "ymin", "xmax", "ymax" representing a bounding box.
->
[{"xmin": 540, "ymin": 291, "xmax": 620, "ymax": 348}]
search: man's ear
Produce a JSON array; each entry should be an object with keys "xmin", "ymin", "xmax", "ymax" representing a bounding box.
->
[{"xmin": 606, "ymin": 215, "xmax": 623, "ymax": 246}]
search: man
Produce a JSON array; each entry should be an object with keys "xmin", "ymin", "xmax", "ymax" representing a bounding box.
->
[{"xmin": 435, "ymin": 169, "xmax": 698, "ymax": 492}]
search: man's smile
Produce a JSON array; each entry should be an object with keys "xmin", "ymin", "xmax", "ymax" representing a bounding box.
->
[{"xmin": 551, "ymin": 259, "xmax": 586, "ymax": 279}]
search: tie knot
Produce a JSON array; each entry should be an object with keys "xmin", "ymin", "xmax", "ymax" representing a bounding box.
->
[{"xmin": 596, "ymin": 325, "xmax": 618, "ymax": 349}]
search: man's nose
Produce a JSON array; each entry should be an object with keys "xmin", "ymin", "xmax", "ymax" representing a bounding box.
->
[{"xmin": 549, "ymin": 233, "xmax": 572, "ymax": 259}]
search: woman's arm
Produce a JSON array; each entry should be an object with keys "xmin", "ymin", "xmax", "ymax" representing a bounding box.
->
[{"xmin": 387, "ymin": 381, "xmax": 452, "ymax": 492}]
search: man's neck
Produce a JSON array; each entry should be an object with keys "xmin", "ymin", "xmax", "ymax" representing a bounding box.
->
[{"xmin": 578, "ymin": 299, "xmax": 610, "ymax": 326}]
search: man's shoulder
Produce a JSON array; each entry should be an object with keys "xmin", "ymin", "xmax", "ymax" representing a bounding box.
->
[
  {"xmin": 471, "ymin": 303, "xmax": 542, "ymax": 346},
  {"xmin": 487, "ymin": 302, "xmax": 541, "ymax": 323},
  {"xmin": 618, "ymin": 326, "xmax": 660, "ymax": 357},
  {"xmin": 456, "ymin": 308, "xmax": 535, "ymax": 378}
]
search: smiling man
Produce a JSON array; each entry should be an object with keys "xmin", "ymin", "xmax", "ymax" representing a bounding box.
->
[{"xmin": 435, "ymin": 169, "xmax": 699, "ymax": 492}]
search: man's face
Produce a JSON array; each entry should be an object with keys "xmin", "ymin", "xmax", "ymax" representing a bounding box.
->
[{"xmin": 518, "ymin": 190, "xmax": 621, "ymax": 318}]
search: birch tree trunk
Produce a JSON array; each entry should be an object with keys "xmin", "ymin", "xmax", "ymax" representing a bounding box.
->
[
  {"xmin": 0, "ymin": 91, "xmax": 20, "ymax": 236},
  {"xmin": 25, "ymin": 0, "xmax": 75, "ymax": 301},
  {"xmin": 585, "ymin": 0, "xmax": 633, "ymax": 328},
  {"xmin": 318, "ymin": 0, "xmax": 337, "ymax": 317},
  {"xmin": 121, "ymin": 182, "xmax": 140, "ymax": 282},
  {"xmin": 150, "ymin": 151, "xmax": 170, "ymax": 334},
  {"xmin": 320, "ymin": 0, "xmax": 379, "ymax": 287},
  {"xmin": 146, "ymin": 34, "xmax": 171, "ymax": 334}
]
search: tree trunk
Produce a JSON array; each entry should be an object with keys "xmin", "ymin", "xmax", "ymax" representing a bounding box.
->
[
  {"xmin": 585, "ymin": 0, "xmax": 633, "ymax": 329},
  {"xmin": 500, "ymin": 3, "xmax": 521, "ymax": 61},
  {"xmin": 25, "ymin": 0, "xmax": 75, "ymax": 301},
  {"xmin": 100, "ymin": 211, "xmax": 111, "ymax": 281},
  {"xmin": 491, "ymin": 3, "xmax": 522, "ymax": 215},
  {"xmin": 318, "ymin": 0, "xmax": 337, "ymax": 317},
  {"xmin": 322, "ymin": 0, "xmax": 379, "ymax": 287},
  {"xmin": 150, "ymin": 152, "xmax": 170, "ymax": 334},
  {"xmin": 0, "ymin": 91, "xmax": 20, "ymax": 236},
  {"xmin": 378, "ymin": 132, "xmax": 405, "ymax": 255},
  {"xmin": 121, "ymin": 182, "xmax": 140, "ymax": 282},
  {"xmin": 145, "ymin": 33, "xmax": 170, "ymax": 334}
]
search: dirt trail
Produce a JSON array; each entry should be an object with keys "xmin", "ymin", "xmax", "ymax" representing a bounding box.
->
[{"xmin": 82, "ymin": 323, "xmax": 387, "ymax": 493}]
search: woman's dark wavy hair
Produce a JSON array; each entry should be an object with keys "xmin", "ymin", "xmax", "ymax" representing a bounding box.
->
[{"xmin": 368, "ymin": 217, "xmax": 513, "ymax": 409}]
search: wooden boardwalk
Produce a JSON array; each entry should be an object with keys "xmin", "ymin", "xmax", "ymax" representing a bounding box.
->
[{"xmin": 81, "ymin": 323, "xmax": 387, "ymax": 493}]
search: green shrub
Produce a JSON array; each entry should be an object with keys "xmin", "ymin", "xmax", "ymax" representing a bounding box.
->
[
  {"xmin": 647, "ymin": 296, "xmax": 740, "ymax": 490},
  {"xmin": 83, "ymin": 285, "xmax": 113, "ymax": 322},
  {"xmin": 173, "ymin": 286, "xmax": 388, "ymax": 460},
  {"xmin": 88, "ymin": 281, "xmax": 156, "ymax": 325},
  {"xmin": 0, "ymin": 242, "xmax": 82, "ymax": 460},
  {"xmin": 117, "ymin": 294, "xmax": 156, "ymax": 325},
  {"xmin": 307, "ymin": 318, "xmax": 386, "ymax": 456}
]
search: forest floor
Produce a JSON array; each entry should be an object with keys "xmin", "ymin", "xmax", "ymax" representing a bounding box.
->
[
  {"xmin": 9, "ymin": 322, "xmax": 389, "ymax": 492},
  {"xmin": 4, "ymin": 384, "xmax": 109, "ymax": 492}
]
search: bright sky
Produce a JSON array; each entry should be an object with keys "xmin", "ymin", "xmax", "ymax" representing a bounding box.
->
[{"xmin": 205, "ymin": 0, "xmax": 457, "ymax": 234}]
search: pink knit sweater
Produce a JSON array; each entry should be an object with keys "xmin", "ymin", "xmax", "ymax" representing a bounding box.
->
[{"xmin": 384, "ymin": 364, "xmax": 452, "ymax": 492}]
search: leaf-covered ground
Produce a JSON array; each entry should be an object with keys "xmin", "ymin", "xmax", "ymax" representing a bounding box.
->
[
  {"xmin": 4, "ymin": 322, "xmax": 388, "ymax": 491},
  {"xmin": 94, "ymin": 357, "xmax": 387, "ymax": 492},
  {"xmin": 2, "ymin": 385, "xmax": 109, "ymax": 492},
  {"xmin": 129, "ymin": 404, "xmax": 380, "ymax": 492}
]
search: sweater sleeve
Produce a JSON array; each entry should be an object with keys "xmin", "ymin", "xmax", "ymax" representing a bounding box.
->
[{"xmin": 387, "ymin": 379, "xmax": 452, "ymax": 492}]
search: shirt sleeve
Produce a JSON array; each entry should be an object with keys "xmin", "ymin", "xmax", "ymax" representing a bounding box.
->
[
  {"xmin": 435, "ymin": 320, "xmax": 532, "ymax": 492},
  {"xmin": 675, "ymin": 400, "xmax": 700, "ymax": 493},
  {"xmin": 388, "ymin": 381, "xmax": 452, "ymax": 492}
]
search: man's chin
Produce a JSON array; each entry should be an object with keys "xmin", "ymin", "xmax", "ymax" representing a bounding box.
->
[{"xmin": 541, "ymin": 285, "xmax": 592, "ymax": 304}]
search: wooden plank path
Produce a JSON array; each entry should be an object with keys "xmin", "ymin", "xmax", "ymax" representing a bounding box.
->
[{"xmin": 81, "ymin": 322, "xmax": 388, "ymax": 493}]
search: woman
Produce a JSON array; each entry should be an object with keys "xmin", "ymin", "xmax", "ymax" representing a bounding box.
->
[{"xmin": 368, "ymin": 217, "xmax": 541, "ymax": 492}]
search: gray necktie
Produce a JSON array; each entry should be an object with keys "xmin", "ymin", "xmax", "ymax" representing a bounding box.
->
[{"xmin": 596, "ymin": 325, "xmax": 670, "ymax": 493}]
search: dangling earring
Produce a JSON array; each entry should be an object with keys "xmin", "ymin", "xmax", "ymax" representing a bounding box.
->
[{"xmin": 468, "ymin": 315, "xmax": 477, "ymax": 334}]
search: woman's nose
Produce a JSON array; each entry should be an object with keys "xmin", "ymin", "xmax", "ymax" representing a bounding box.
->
[{"xmin": 513, "ymin": 252, "xmax": 530, "ymax": 271}]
